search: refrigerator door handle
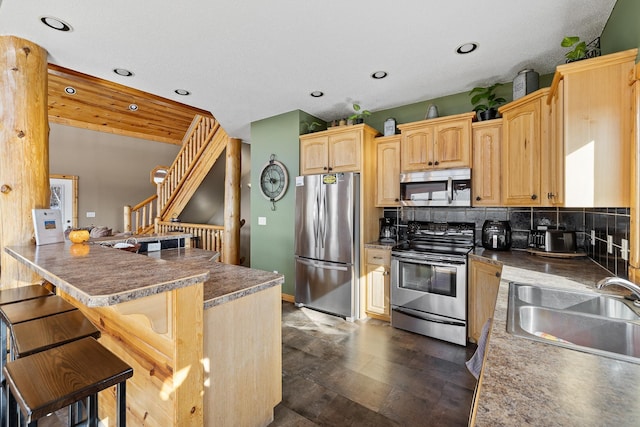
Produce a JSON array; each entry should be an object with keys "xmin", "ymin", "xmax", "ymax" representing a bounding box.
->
[
  {"xmin": 314, "ymin": 184, "xmax": 321, "ymax": 247},
  {"xmin": 321, "ymin": 183, "xmax": 328, "ymax": 245},
  {"xmin": 296, "ymin": 258, "xmax": 349, "ymax": 271}
]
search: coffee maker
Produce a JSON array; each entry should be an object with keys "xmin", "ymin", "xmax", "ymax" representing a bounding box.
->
[{"xmin": 379, "ymin": 218, "xmax": 397, "ymax": 242}]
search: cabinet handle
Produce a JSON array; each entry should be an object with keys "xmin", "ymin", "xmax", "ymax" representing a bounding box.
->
[
  {"xmin": 394, "ymin": 198, "xmax": 399, "ymax": 202},
  {"xmin": 495, "ymin": 272, "xmax": 501, "ymax": 278},
  {"xmin": 328, "ymin": 166, "xmax": 333, "ymax": 171},
  {"xmin": 428, "ymin": 161, "xmax": 433, "ymax": 166},
  {"xmin": 547, "ymin": 192, "xmax": 555, "ymax": 199},
  {"xmin": 323, "ymin": 166, "xmax": 328, "ymax": 171},
  {"xmin": 373, "ymin": 256, "xmax": 383, "ymax": 259},
  {"xmin": 434, "ymin": 161, "xmax": 439, "ymax": 166},
  {"xmin": 531, "ymin": 194, "xmax": 537, "ymax": 200},
  {"xmin": 383, "ymin": 270, "xmax": 389, "ymax": 276},
  {"xmin": 476, "ymin": 196, "xmax": 481, "ymax": 201}
]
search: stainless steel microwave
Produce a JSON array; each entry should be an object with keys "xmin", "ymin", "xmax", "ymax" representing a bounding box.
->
[{"xmin": 399, "ymin": 168, "xmax": 471, "ymax": 207}]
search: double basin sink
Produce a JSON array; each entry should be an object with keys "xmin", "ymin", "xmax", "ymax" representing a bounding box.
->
[{"xmin": 507, "ymin": 283, "xmax": 640, "ymax": 364}]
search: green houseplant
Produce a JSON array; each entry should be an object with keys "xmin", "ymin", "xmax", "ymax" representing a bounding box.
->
[
  {"xmin": 348, "ymin": 103, "xmax": 371, "ymax": 124},
  {"xmin": 469, "ymin": 83, "xmax": 506, "ymax": 121},
  {"xmin": 561, "ymin": 36, "xmax": 587, "ymax": 62}
]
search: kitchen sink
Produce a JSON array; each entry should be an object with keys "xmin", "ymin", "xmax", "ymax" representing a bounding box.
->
[
  {"xmin": 515, "ymin": 284, "xmax": 639, "ymax": 320},
  {"xmin": 507, "ymin": 283, "xmax": 640, "ymax": 364}
]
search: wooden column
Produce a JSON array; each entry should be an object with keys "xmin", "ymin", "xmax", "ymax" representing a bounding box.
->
[
  {"xmin": 0, "ymin": 36, "xmax": 49, "ymax": 288},
  {"xmin": 223, "ymin": 138, "xmax": 241, "ymax": 264}
]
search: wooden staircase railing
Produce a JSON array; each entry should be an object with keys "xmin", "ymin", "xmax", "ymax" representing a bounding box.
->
[
  {"xmin": 125, "ymin": 113, "xmax": 226, "ymax": 233},
  {"xmin": 156, "ymin": 220, "xmax": 224, "ymax": 259}
]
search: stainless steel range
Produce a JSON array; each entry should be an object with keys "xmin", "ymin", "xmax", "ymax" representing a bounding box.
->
[{"xmin": 391, "ymin": 221, "xmax": 475, "ymax": 346}]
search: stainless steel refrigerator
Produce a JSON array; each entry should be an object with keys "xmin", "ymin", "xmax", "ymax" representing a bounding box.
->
[{"xmin": 294, "ymin": 172, "xmax": 360, "ymax": 320}]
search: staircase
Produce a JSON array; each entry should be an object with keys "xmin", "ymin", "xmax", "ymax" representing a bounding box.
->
[{"xmin": 125, "ymin": 114, "xmax": 229, "ymax": 253}]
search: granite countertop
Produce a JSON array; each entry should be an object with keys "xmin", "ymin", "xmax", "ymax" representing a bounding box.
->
[
  {"xmin": 5, "ymin": 242, "xmax": 209, "ymax": 307},
  {"xmin": 472, "ymin": 249, "xmax": 640, "ymax": 426},
  {"xmin": 152, "ymin": 247, "xmax": 283, "ymax": 309}
]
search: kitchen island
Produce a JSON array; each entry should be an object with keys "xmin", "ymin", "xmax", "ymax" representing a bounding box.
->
[
  {"xmin": 471, "ymin": 249, "xmax": 640, "ymax": 426},
  {"xmin": 5, "ymin": 241, "xmax": 283, "ymax": 427}
]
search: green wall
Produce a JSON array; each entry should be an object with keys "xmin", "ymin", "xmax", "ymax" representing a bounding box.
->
[
  {"xmin": 250, "ymin": 110, "xmax": 307, "ymax": 295},
  {"xmin": 601, "ymin": 0, "xmax": 640, "ymax": 59}
]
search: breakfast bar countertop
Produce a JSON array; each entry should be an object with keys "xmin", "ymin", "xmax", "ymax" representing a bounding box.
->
[
  {"xmin": 4, "ymin": 242, "xmax": 210, "ymax": 307},
  {"xmin": 472, "ymin": 249, "xmax": 640, "ymax": 426}
]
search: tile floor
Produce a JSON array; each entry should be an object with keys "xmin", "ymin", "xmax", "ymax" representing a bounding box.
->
[{"xmin": 270, "ymin": 302, "xmax": 478, "ymax": 426}]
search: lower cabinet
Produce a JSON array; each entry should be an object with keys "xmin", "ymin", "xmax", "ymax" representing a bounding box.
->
[
  {"xmin": 365, "ymin": 247, "xmax": 391, "ymax": 321},
  {"xmin": 467, "ymin": 255, "xmax": 503, "ymax": 343}
]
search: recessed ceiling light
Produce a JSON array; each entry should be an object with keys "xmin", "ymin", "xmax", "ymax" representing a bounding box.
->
[
  {"xmin": 310, "ymin": 91, "xmax": 324, "ymax": 98},
  {"xmin": 456, "ymin": 42, "xmax": 479, "ymax": 55},
  {"xmin": 174, "ymin": 89, "xmax": 190, "ymax": 96},
  {"xmin": 113, "ymin": 68, "xmax": 134, "ymax": 77},
  {"xmin": 371, "ymin": 71, "xmax": 388, "ymax": 79},
  {"xmin": 128, "ymin": 104, "xmax": 139, "ymax": 111},
  {"xmin": 64, "ymin": 86, "xmax": 76, "ymax": 95},
  {"xmin": 40, "ymin": 16, "xmax": 72, "ymax": 32}
]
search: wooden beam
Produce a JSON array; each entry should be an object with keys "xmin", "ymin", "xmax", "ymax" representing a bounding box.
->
[{"xmin": 0, "ymin": 36, "xmax": 49, "ymax": 288}]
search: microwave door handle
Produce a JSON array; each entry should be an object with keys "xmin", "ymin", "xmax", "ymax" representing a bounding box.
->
[{"xmin": 447, "ymin": 176, "xmax": 453, "ymax": 205}]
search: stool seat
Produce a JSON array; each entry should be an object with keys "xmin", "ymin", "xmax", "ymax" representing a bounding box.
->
[
  {"xmin": 10, "ymin": 310, "xmax": 101, "ymax": 358},
  {"xmin": 4, "ymin": 337, "xmax": 133, "ymax": 425},
  {"xmin": 0, "ymin": 295, "xmax": 76, "ymax": 325},
  {"xmin": 0, "ymin": 285, "xmax": 52, "ymax": 306}
]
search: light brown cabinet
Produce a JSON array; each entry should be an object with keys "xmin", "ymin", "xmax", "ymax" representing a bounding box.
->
[
  {"xmin": 549, "ymin": 49, "xmax": 636, "ymax": 207},
  {"xmin": 375, "ymin": 135, "xmax": 401, "ymax": 207},
  {"xmin": 467, "ymin": 255, "xmax": 503, "ymax": 343},
  {"xmin": 299, "ymin": 125, "xmax": 378, "ymax": 175},
  {"xmin": 398, "ymin": 112, "xmax": 474, "ymax": 172},
  {"xmin": 364, "ymin": 247, "xmax": 391, "ymax": 321},
  {"xmin": 471, "ymin": 120, "xmax": 502, "ymax": 206},
  {"xmin": 499, "ymin": 88, "xmax": 555, "ymax": 206}
]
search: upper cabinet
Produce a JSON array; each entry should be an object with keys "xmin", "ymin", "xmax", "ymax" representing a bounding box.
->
[
  {"xmin": 398, "ymin": 112, "xmax": 474, "ymax": 172},
  {"xmin": 499, "ymin": 88, "xmax": 556, "ymax": 206},
  {"xmin": 472, "ymin": 120, "xmax": 502, "ymax": 206},
  {"xmin": 299, "ymin": 125, "xmax": 379, "ymax": 175},
  {"xmin": 549, "ymin": 49, "xmax": 637, "ymax": 207},
  {"xmin": 375, "ymin": 135, "xmax": 401, "ymax": 207}
]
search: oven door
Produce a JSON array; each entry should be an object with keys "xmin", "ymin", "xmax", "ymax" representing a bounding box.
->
[{"xmin": 391, "ymin": 253, "xmax": 467, "ymax": 321}]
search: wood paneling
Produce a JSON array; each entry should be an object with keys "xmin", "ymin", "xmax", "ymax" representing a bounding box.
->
[{"xmin": 47, "ymin": 64, "xmax": 213, "ymax": 145}]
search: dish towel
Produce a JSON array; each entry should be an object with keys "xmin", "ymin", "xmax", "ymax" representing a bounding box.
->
[{"xmin": 466, "ymin": 318, "xmax": 492, "ymax": 380}]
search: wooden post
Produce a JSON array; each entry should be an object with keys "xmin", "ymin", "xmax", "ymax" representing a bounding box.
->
[
  {"xmin": 223, "ymin": 138, "xmax": 241, "ymax": 264},
  {"xmin": 0, "ymin": 36, "xmax": 49, "ymax": 288},
  {"xmin": 630, "ymin": 72, "xmax": 640, "ymax": 283}
]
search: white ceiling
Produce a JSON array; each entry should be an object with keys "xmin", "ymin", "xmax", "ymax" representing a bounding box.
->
[{"xmin": 0, "ymin": 0, "xmax": 617, "ymax": 143}]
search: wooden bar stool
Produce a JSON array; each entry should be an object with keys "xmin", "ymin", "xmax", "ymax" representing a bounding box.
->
[
  {"xmin": 9, "ymin": 311, "xmax": 102, "ymax": 426},
  {"xmin": 0, "ymin": 286, "xmax": 55, "ymax": 387},
  {"xmin": 4, "ymin": 337, "xmax": 133, "ymax": 427}
]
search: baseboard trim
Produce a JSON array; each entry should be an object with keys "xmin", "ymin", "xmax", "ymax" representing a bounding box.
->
[{"xmin": 281, "ymin": 293, "xmax": 295, "ymax": 303}]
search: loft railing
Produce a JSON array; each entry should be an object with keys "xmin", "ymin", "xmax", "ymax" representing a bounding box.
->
[
  {"xmin": 156, "ymin": 220, "xmax": 224, "ymax": 258},
  {"xmin": 124, "ymin": 194, "xmax": 158, "ymax": 234}
]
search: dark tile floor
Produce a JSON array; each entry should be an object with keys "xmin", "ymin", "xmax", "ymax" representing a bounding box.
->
[{"xmin": 270, "ymin": 302, "xmax": 478, "ymax": 427}]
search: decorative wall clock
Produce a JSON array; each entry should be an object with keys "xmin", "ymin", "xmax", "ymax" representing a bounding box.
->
[{"xmin": 259, "ymin": 154, "xmax": 289, "ymax": 210}]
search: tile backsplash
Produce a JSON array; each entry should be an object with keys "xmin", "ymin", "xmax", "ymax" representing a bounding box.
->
[{"xmin": 384, "ymin": 206, "xmax": 630, "ymax": 279}]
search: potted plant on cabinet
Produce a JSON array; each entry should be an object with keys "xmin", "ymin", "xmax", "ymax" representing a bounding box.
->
[
  {"xmin": 348, "ymin": 103, "xmax": 371, "ymax": 124},
  {"xmin": 561, "ymin": 36, "xmax": 601, "ymax": 63},
  {"xmin": 469, "ymin": 83, "xmax": 506, "ymax": 121}
]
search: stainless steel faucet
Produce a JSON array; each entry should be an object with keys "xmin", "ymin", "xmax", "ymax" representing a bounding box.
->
[{"xmin": 596, "ymin": 277, "xmax": 640, "ymax": 306}]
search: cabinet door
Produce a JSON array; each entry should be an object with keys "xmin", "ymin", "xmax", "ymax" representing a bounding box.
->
[
  {"xmin": 434, "ymin": 120, "xmax": 471, "ymax": 168},
  {"xmin": 300, "ymin": 136, "xmax": 329, "ymax": 175},
  {"xmin": 502, "ymin": 99, "xmax": 542, "ymax": 205},
  {"xmin": 468, "ymin": 257, "xmax": 503, "ymax": 343},
  {"xmin": 546, "ymin": 81, "xmax": 564, "ymax": 206},
  {"xmin": 472, "ymin": 122, "xmax": 502, "ymax": 206},
  {"xmin": 329, "ymin": 130, "xmax": 361, "ymax": 172},
  {"xmin": 365, "ymin": 248, "xmax": 390, "ymax": 320},
  {"xmin": 401, "ymin": 127, "xmax": 434, "ymax": 171},
  {"xmin": 376, "ymin": 138, "xmax": 401, "ymax": 206}
]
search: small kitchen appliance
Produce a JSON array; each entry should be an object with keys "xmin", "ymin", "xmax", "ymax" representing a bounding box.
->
[
  {"xmin": 481, "ymin": 220, "xmax": 512, "ymax": 250},
  {"xmin": 379, "ymin": 218, "xmax": 397, "ymax": 243},
  {"xmin": 529, "ymin": 229, "xmax": 577, "ymax": 253}
]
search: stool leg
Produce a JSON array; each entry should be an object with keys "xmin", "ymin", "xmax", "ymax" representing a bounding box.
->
[
  {"xmin": 117, "ymin": 382, "xmax": 126, "ymax": 427},
  {"xmin": 1, "ymin": 319, "xmax": 6, "ymax": 386},
  {"xmin": 6, "ymin": 383, "xmax": 17, "ymax": 427},
  {"xmin": 87, "ymin": 394, "xmax": 98, "ymax": 427}
]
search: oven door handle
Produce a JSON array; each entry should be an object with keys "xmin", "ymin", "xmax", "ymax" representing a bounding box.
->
[
  {"xmin": 447, "ymin": 176, "xmax": 453, "ymax": 205},
  {"xmin": 391, "ymin": 255, "xmax": 466, "ymax": 266},
  {"xmin": 392, "ymin": 307, "xmax": 465, "ymax": 327}
]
